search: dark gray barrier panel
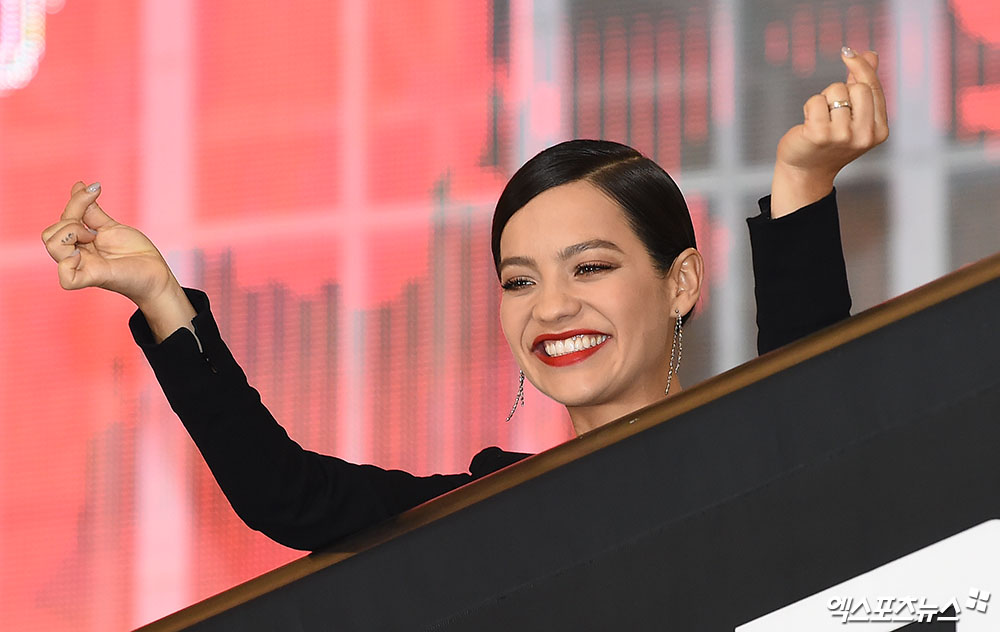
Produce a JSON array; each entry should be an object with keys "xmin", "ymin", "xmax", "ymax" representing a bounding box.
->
[{"xmin": 137, "ymin": 252, "xmax": 1000, "ymax": 632}]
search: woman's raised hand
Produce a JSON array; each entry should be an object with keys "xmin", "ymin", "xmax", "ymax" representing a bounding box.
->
[
  {"xmin": 770, "ymin": 47, "xmax": 889, "ymax": 218},
  {"xmin": 42, "ymin": 182, "xmax": 196, "ymax": 342},
  {"xmin": 42, "ymin": 181, "xmax": 172, "ymax": 301}
]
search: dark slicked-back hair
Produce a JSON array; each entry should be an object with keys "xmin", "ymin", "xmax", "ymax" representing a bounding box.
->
[{"xmin": 491, "ymin": 139, "xmax": 697, "ymax": 283}]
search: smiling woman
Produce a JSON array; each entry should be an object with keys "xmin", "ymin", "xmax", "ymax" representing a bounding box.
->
[
  {"xmin": 40, "ymin": 49, "xmax": 888, "ymax": 551},
  {"xmin": 494, "ymin": 142, "xmax": 702, "ymax": 434}
]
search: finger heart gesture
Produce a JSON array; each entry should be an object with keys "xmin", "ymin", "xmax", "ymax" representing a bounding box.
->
[
  {"xmin": 781, "ymin": 47, "xmax": 888, "ymax": 171},
  {"xmin": 771, "ymin": 46, "xmax": 890, "ymax": 217},
  {"xmin": 40, "ymin": 182, "xmax": 173, "ymax": 304}
]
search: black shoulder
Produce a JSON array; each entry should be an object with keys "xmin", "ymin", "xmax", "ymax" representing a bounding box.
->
[{"xmin": 469, "ymin": 446, "xmax": 532, "ymax": 479}]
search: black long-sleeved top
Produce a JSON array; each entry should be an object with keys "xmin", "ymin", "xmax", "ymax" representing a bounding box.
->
[
  {"xmin": 130, "ymin": 191, "xmax": 850, "ymax": 551},
  {"xmin": 747, "ymin": 191, "xmax": 851, "ymax": 354}
]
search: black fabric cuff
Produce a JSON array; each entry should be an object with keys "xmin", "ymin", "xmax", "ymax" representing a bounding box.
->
[
  {"xmin": 128, "ymin": 287, "xmax": 212, "ymax": 351},
  {"xmin": 128, "ymin": 288, "xmax": 231, "ymax": 412}
]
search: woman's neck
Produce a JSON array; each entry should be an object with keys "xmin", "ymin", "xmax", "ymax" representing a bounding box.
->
[{"xmin": 568, "ymin": 379, "xmax": 684, "ymax": 435}]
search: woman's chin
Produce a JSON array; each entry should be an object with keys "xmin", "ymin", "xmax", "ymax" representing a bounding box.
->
[
  {"xmin": 536, "ymin": 377, "xmax": 667, "ymax": 416},
  {"xmin": 535, "ymin": 383, "xmax": 608, "ymax": 409}
]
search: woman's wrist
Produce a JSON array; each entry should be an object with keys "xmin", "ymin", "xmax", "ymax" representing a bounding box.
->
[
  {"xmin": 770, "ymin": 161, "xmax": 836, "ymax": 219},
  {"xmin": 136, "ymin": 279, "xmax": 198, "ymax": 344}
]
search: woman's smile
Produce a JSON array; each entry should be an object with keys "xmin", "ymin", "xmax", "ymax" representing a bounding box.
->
[{"xmin": 532, "ymin": 330, "xmax": 612, "ymax": 366}]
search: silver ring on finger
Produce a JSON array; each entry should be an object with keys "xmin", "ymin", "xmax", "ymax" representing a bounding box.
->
[{"xmin": 828, "ymin": 100, "xmax": 852, "ymax": 111}]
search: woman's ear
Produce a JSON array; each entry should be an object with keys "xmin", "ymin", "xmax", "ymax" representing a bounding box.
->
[{"xmin": 668, "ymin": 248, "xmax": 704, "ymax": 318}]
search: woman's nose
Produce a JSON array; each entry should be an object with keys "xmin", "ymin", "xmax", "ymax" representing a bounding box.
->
[{"xmin": 531, "ymin": 282, "xmax": 582, "ymax": 323}]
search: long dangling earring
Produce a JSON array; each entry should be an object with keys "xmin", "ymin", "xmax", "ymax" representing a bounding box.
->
[
  {"xmin": 505, "ymin": 370, "xmax": 525, "ymax": 423},
  {"xmin": 665, "ymin": 308, "xmax": 683, "ymax": 396}
]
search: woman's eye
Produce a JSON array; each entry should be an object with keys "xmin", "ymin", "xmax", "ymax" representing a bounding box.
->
[
  {"xmin": 501, "ymin": 277, "xmax": 533, "ymax": 291},
  {"xmin": 575, "ymin": 262, "xmax": 615, "ymax": 276}
]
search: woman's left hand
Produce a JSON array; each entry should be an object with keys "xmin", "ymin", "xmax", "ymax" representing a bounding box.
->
[{"xmin": 770, "ymin": 47, "xmax": 889, "ymax": 218}]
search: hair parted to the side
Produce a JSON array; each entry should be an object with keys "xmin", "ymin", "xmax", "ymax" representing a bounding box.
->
[{"xmin": 491, "ymin": 139, "xmax": 698, "ymax": 319}]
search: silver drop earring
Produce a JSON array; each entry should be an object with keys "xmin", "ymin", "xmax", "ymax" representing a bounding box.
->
[
  {"xmin": 505, "ymin": 370, "xmax": 525, "ymax": 423},
  {"xmin": 665, "ymin": 308, "xmax": 683, "ymax": 396}
]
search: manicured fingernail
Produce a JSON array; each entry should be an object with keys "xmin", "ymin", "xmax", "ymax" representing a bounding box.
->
[
  {"xmin": 70, "ymin": 248, "xmax": 80, "ymax": 257},
  {"xmin": 88, "ymin": 228, "xmax": 98, "ymax": 235},
  {"xmin": 841, "ymin": 46, "xmax": 856, "ymax": 58},
  {"xmin": 86, "ymin": 182, "xmax": 101, "ymax": 193}
]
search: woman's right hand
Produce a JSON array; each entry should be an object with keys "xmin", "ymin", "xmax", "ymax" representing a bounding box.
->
[
  {"xmin": 42, "ymin": 181, "xmax": 174, "ymax": 303},
  {"xmin": 42, "ymin": 182, "xmax": 196, "ymax": 341}
]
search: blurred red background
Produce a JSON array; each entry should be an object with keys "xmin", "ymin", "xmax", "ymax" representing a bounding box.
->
[{"xmin": 1, "ymin": 0, "xmax": 997, "ymax": 629}]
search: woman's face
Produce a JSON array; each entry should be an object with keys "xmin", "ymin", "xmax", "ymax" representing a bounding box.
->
[{"xmin": 498, "ymin": 180, "xmax": 679, "ymax": 427}]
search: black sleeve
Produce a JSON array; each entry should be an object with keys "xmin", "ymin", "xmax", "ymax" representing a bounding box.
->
[
  {"xmin": 129, "ymin": 289, "xmax": 472, "ymax": 551},
  {"xmin": 747, "ymin": 189, "xmax": 852, "ymax": 356}
]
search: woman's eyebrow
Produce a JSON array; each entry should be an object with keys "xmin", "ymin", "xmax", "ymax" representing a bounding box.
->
[
  {"xmin": 498, "ymin": 255, "xmax": 536, "ymax": 274},
  {"xmin": 559, "ymin": 239, "xmax": 623, "ymax": 260},
  {"xmin": 499, "ymin": 240, "xmax": 622, "ymax": 274}
]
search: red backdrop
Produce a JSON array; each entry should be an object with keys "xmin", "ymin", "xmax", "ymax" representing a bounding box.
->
[{"xmin": 1, "ymin": 0, "xmax": 998, "ymax": 629}]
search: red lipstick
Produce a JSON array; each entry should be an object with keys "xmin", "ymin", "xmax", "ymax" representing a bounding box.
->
[{"xmin": 531, "ymin": 329, "xmax": 610, "ymax": 367}]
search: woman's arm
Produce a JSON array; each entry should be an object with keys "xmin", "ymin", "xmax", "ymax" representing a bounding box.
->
[
  {"xmin": 130, "ymin": 289, "xmax": 472, "ymax": 550},
  {"xmin": 752, "ymin": 48, "xmax": 888, "ymax": 354},
  {"xmin": 749, "ymin": 190, "xmax": 851, "ymax": 354},
  {"xmin": 43, "ymin": 183, "xmax": 472, "ymax": 551}
]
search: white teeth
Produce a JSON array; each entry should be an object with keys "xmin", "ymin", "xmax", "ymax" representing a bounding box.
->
[{"xmin": 542, "ymin": 334, "xmax": 609, "ymax": 357}]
